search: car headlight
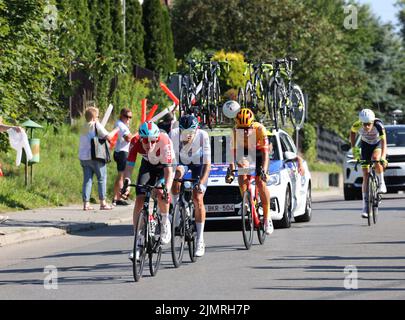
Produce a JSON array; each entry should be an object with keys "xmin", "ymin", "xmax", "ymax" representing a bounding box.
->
[{"xmin": 268, "ymin": 172, "xmax": 281, "ymax": 186}]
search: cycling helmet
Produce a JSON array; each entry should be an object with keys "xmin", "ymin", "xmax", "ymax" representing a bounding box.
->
[
  {"xmin": 179, "ymin": 114, "xmax": 199, "ymax": 130},
  {"xmin": 222, "ymin": 100, "xmax": 241, "ymax": 119},
  {"xmin": 139, "ymin": 121, "xmax": 160, "ymax": 138},
  {"xmin": 236, "ymin": 108, "xmax": 255, "ymax": 128},
  {"xmin": 359, "ymin": 109, "xmax": 375, "ymax": 123}
]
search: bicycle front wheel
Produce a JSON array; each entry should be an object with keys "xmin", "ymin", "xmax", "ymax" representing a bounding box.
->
[
  {"xmin": 237, "ymin": 87, "xmax": 245, "ymax": 108},
  {"xmin": 241, "ymin": 191, "xmax": 254, "ymax": 249},
  {"xmin": 171, "ymin": 202, "xmax": 186, "ymax": 268},
  {"xmin": 367, "ymin": 176, "xmax": 374, "ymax": 226},
  {"xmin": 373, "ymin": 177, "xmax": 379, "ymax": 224},
  {"xmin": 133, "ymin": 211, "xmax": 148, "ymax": 282},
  {"xmin": 256, "ymin": 199, "xmax": 266, "ymax": 245},
  {"xmin": 267, "ymin": 77, "xmax": 279, "ymax": 130},
  {"xmin": 289, "ymin": 84, "xmax": 306, "ymax": 130},
  {"xmin": 149, "ymin": 212, "xmax": 162, "ymax": 277},
  {"xmin": 186, "ymin": 202, "xmax": 197, "ymax": 262}
]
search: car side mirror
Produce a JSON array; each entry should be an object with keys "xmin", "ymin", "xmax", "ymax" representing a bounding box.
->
[
  {"xmin": 284, "ymin": 151, "xmax": 296, "ymax": 162},
  {"xmin": 341, "ymin": 143, "xmax": 351, "ymax": 152}
]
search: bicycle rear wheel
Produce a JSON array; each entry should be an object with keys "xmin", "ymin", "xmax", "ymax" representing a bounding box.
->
[
  {"xmin": 241, "ymin": 191, "xmax": 254, "ymax": 249},
  {"xmin": 133, "ymin": 211, "xmax": 147, "ymax": 282},
  {"xmin": 171, "ymin": 202, "xmax": 186, "ymax": 268},
  {"xmin": 186, "ymin": 202, "xmax": 197, "ymax": 262},
  {"xmin": 289, "ymin": 84, "xmax": 305, "ymax": 130},
  {"xmin": 256, "ymin": 199, "xmax": 266, "ymax": 245},
  {"xmin": 149, "ymin": 212, "xmax": 162, "ymax": 277}
]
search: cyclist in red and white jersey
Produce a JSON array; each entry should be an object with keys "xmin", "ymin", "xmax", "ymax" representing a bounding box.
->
[{"xmin": 123, "ymin": 121, "xmax": 174, "ymax": 260}]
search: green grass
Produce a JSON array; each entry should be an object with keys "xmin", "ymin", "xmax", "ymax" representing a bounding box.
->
[
  {"xmin": 0, "ymin": 123, "xmax": 140, "ymax": 213},
  {"xmin": 308, "ymin": 160, "xmax": 342, "ymax": 174}
]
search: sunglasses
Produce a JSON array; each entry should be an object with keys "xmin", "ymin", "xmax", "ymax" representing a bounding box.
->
[
  {"xmin": 124, "ymin": 114, "xmax": 132, "ymax": 119},
  {"xmin": 141, "ymin": 137, "xmax": 159, "ymax": 144},
  {"xmin": 362, "ymin": 122, "xmax": 372, "ymax": 127}
]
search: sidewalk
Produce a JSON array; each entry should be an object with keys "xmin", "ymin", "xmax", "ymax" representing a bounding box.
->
[
  {"xmin": 0, "ymin": 204, "xmax": 133, "ymax": 247},
  {"xmin": 0, "ymin": 187, "xmax": 343, "ymax": 247}
]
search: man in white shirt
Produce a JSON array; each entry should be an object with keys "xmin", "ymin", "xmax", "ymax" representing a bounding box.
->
[{"xmin": 112, "ymin": 108, "xmax": 133, "ymax": 206}]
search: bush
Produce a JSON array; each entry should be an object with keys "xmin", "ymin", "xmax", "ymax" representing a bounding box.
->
[
  {"xmin": 213, "ymin": 50, "xmax": 247, "ymax": 92},
  {"xmin": 301, "ymin": 123, "xmax": 317, "ymax": 163}
]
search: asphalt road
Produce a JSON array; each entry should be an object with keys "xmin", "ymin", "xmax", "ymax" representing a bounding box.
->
[{"xmin": 1, "ymin": 194, "xmax": 405, "ymax": 300}]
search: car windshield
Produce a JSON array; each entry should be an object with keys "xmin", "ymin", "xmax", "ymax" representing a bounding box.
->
[
  {"xmin": 386, "ymin": 127, "xmax": 405, "ymax": 147},
  {"xmin": 269, "ymin": 135, "xmax": 280, "ymax": 160}
]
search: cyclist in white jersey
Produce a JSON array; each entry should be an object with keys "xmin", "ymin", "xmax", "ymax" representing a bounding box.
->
[
  {"xmin": 350, "ymin": 109, "xmax": 388, "ymax": 218},
  {"xmin": 170, "ymin": 115, "xmax": 211, "ymax": 257}
]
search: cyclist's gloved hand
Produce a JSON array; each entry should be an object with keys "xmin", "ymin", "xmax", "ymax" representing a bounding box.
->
[
  {"xmin": 381, "ymin": 158, "xmax": 388, "ymax": 168},
  {"xmin": 260, "ymin": 168, "xmax": 269, "ymax": 183},
  {"xmin": 121, "ymin": 178, "xmax": 131, "ymax": 199},
  {"xmin": 194, "ymin": 183, "xmax": 206, "ymax": 194},
  {"xmin": 353, "ymin": 146, "xmax": 361, "ymax": 161},
  {"xmin": 225, "ymin": 167, "xmax": 234, "ymax": 184}
]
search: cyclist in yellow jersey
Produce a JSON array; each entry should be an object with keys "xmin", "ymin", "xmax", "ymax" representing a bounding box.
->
[
  {"xmin": 350, "ymin": 109, "xmax": 388, "ymax": 218},
  {"xmin": 225, "ymin": 108, "xmax": 274, "ymax": 235}
]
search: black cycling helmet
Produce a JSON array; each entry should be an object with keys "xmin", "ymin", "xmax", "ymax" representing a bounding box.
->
[{"xmin": 179, "ymin": 114, "xmax": 199, "ymax": 130}]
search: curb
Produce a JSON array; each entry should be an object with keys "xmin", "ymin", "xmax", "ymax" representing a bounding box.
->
[
  {"xmin": 0, "ymin": 227, "xmax": 66, "ymax": 247},
  {"xmin": 0, "ymin": 217, "xmax": 133, "ymax": 247}
]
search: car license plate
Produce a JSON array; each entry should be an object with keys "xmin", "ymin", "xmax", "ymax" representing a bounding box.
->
[{"xmin": 205, "ymin": 204, "xmax": 235, "ymax": 213}]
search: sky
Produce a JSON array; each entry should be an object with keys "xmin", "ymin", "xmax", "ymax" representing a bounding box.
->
[{"xmin": 357, "ymin": 0, "xmax": 399, "ymax": 26}]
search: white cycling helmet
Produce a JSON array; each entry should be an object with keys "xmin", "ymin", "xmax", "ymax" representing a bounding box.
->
[
  {"xmin": 223, "ymin": 100, "xmax": 241, "ymax": 119},
  {"xmin": 359, "ymin": 109, "xmax": 375, "ymax": 123}
]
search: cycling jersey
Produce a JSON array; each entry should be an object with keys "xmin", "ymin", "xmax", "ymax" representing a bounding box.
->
[
  {"xmin": 231, "ymin": 122, "xmax": 270, "ymax": 153},
  {"xmin": 169, "ymin": 128, "xmax": 211, "ymax": 165},
  {"xmin": 127, "ymin": 132, "xmax": 173, "ymax": 167},
  {"xmin": 351, "ymin": 119, "xmax": 385, "ymax": 145}
]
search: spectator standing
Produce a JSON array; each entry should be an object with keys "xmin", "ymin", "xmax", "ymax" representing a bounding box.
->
[
  {"xmin": 79, "ymin": 106, "xmax": 118, "ymax": 211},
  {"xmin": 112, "ymin": 108, "xmax": 133, "ymax": 206}
]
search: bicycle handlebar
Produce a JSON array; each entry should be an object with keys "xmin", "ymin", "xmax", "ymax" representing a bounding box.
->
[{"xmin": 354, "ymin": 159, "xmax": 386, "ymax": 171}]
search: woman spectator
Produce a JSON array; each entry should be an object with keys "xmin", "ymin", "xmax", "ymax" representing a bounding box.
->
[{"xmin": 79, "ymin": 107, "xmax": 118, "ymax": 211}]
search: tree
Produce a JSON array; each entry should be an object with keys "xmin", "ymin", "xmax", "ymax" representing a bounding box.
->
[
  {"xmin": 142, "ymin": 0, "xmax": 166, "ymax": 74},
  {"xmin": 0, "ymin": 0, "xmax": 65, "ymax": 130},
  {"xmin": 125, "ymin": 0, "xmax": 145, "ymax": 69},
  {"xmin": 110, "ymin": 0, "xmax": 125, "ymax": 54},
  {"xmin": 162, "ymin": 6, "xmax": 176, "ymax": 73}
]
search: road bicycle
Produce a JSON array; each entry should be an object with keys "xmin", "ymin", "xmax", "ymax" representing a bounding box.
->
[
  {"xmin": 267, "ymin": 57, "xmax": 305, "ymax": 130},
  {"xmin": 238, "ymin": 61, "xmax": 273, "ymax": 116},
  {"xmin": 178, "ymin": 58, "xmax": 203, "ymax": 117},
  {"xmin": 228, "ymin": 167, "xmax": 266, "ymax": 249},
  {"xmin": 170, "ymin": 177, "xmax": 199, "ymax": 267},
  {"xmin": 122, "ymin": 181, "xmax": 166, "ymax": 282},
  {"xmin": 355, "ymin": 159, "xmax": 385, "ymax": 226},
  {"xmin": 199, "ymin": 54, "xmax": 223, "ymax": 128}
]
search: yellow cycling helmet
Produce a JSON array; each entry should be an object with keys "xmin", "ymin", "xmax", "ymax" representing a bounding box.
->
[{"xmin": 236, "ymin": 108, "xmax": 255, "ymax": 128}]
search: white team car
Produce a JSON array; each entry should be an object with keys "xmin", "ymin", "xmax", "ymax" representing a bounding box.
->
[
  {"xmin": 198, "ymin": 128, "xmax": 312, "ymax": 228},
  {"xmin": 341, "ymin": 124, "xmax": 405, "ymax": 200}
]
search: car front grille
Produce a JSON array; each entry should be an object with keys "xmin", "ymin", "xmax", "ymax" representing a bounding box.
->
[
  {"xmin": 387, "ymin": 155, "xmax": 405, "ymax": 163},
  {"xmin": 355, "ymin": 176, "xmax": 405, "ymax": 186},
  {"xmin": 204, "ymin": 186, "xmax": 242, "ymax": 204}
]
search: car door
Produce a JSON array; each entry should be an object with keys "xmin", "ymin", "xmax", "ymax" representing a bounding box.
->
[{"xmin": 279, "ymin": 132, "xmax": 301, "ymax": 212}]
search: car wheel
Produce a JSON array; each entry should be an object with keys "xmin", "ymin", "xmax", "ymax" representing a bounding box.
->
[
  {"xmin": 295, "ymin": 184, "xmax": 311, "ymax": 223},
  {"xmin": 344, "ymin": 185, "xmax": 362, "ymax": 200},
  {"xmin": 274, "ymin": 186, "xmax": 292, "ymax": 229}
]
